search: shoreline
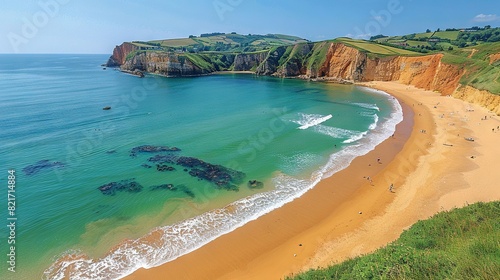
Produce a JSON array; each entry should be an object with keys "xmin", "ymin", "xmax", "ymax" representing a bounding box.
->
[
  {"xmin": 124, "ymin": 82, "xmax": 421, "ymax": 280},
  {"xmin": 126, "ymin": 81, "xmax": 499, "ymax": 279}
]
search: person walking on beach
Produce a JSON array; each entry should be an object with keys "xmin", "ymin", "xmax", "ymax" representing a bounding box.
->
[{"xmin": 389, "ymin": 183, "xmax": 394, "ymax": 193}]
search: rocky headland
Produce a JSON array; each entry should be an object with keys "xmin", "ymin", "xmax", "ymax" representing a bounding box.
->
[{"xmin": 106, "ymin": 38, "xmax": 500, "ymax": 114}]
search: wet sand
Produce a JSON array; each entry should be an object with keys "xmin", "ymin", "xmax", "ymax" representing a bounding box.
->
[{"xmin": 125, "ymin": 81, "xmax": 500, "ymax": 280}]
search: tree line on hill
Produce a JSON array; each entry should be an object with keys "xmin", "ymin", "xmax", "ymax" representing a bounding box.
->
[{"xmin": 370, "ymin": 25, "xmax": 500, "ymax": 53}]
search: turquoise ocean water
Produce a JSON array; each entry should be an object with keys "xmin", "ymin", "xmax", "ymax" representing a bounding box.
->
[{"xmin": 0, "ymin": 54, "xmax": 401, "ymax": 279}]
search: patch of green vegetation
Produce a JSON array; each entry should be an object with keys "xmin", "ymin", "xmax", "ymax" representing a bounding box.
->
[
  {"xmin": 441, "ymin": 42, "xmax": 500, "ymax": 94},
  {"xmin": 125, "ymin": 50, "xmax": 144, "ymax": 61},
  {"xmin": 184, "ymin": 53, "xmax": 216, "ymax": 71},
  {"xmin": 151, "ymin": 38, "xmax": 198, "ymax": 47},
  {"xmin": 183, "ymin": 53, "xmax": 236, "ymax": 72},
  {"xmin": 336, "ymin": 38, "xmax": 420, "ymax": 56},
  {"xmin": 432, "ymin": 30, "xmax": 461, "ymax": 40},
  {"xmin": 288, "ymin": 201, "xmax": 500, "ymax": 280},
  {"xmin": 306, "ymin": 41, "xmax": 331, "ymax": 72},
  {"xmin": 139, "ymin": 33, "xmax": 308, "ymax": 54},
  {"xmin": 277, "ymin": 45, "xmax": 294, "ymax": 66},
  {"xmin": 372, "ymin": 26, "xmax": 500, "ymax": 53}
]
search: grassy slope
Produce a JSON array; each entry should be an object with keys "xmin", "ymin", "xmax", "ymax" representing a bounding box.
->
[
  {"xmin": 151, "ymin": 38, "xmax": 198, "ymax": 47},
  {"xmin": 413, "ymin": 30, "xmax": 461, "ymax": 40},
  {"xmin": 289, "ymin": 201, "xmax": 500, "ymax": 280},
  {"xmin": 336, "ymin": 38, "xmax": 421, "ymax": 56},
  {"xmin": 442, "ymin": 42, "xmax": 500, "ymax": 94},
  {"xmin": 376, "ymin": 30, "xmax": 463, "ymax": 54}
]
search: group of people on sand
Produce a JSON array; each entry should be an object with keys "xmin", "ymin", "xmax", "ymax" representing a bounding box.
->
[{"xmin": 364, "ymin": 157, "xmax": 395, "ymax": 192}]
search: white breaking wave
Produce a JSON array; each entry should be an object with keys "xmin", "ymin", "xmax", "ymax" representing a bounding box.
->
[
  {"xmin": 293, "ymin": 113, "xmax": 333, "ymax": 130},
  {"xmin": 369, "ymin": 114, "xmax": 379, "ymax": 130},
  {"xmin": 352, "ymin": 102, "xmax": 380, "ymax": 111},
  {"xmin": 313, "ymin": 125, "xmax": 367, "ymax": 144},
  {"xmin": 43, "ymin": 88, "xmax": 403, "ymax": 280}
]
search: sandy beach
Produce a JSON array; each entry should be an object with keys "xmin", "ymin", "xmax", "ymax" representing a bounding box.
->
[{"xmin": 125, "ymin": 81, "xmax": 500, "ymax": 280}]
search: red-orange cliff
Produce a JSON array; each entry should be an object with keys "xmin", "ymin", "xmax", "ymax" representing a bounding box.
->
[{"xmin": 106, "ymin": 41, "xmax": 500, "ymax": 114}]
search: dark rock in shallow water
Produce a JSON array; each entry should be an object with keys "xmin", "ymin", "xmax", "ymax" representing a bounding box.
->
[
  {"xmin": 23, "ymin": 160, "xmax": 65, "ymax": 176},
  {"xmin": 98, "ymin": 179, "xmax": 143, "ymax": 195},
  {"xmin": 156, "ymin": 164, "xmax": 176, "ymax": 172},
  {"xmin": 248, "ymin": 180, "xmax": 264, "ymax": 189},
  {"xmin": 130, "ymin": 145, "xmax": 181, "ymax": 157},
  {"xmin": 150, "ymin": 184, "xmax": 177, "ymax": 191},
  {"xmin": 175, "ymin": 156, "xmax": 245, "ymax": 191},
  {"xmin": 141, "ymin": 164, "xmax": 152, "ymax": 169},
  {"xmin": 147, "ymin": 154, "xmax": 245, "ymax": 191},
  {"xmin": 106, "ymin": 150, "xmax": 117, "ymax": 154},
  {"xmin": 178, "ymin": 185, "xmax": 195, "ymax": 198},
  {"xmin": 148, "ymin": 154, "xmax": 178, "ymax": 164}
]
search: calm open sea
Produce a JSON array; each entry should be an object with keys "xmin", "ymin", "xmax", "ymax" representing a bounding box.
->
[{"xmin": 0, "ymin": 54, "xmax": 401, "ymax": 279}]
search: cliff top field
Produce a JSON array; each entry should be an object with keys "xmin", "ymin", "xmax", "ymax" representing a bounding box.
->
[
  {"xmin": 334, "ymin": 38, "xmax": 421, "ymax": 56},
  {"xmin": 130, "ymin": 33, "xmax": 309, "ymax": 53},
  {"xmin": 372, "ymin": 26, "xmax": 500, "ymax": 52}
]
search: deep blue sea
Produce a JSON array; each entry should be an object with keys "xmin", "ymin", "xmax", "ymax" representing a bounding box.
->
[{"xmin": 0, "ymin": 54, "xmax": 401, "ymax": 279}]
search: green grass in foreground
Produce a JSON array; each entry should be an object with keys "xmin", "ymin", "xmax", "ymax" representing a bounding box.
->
[{"xmin": 288, "ymin": 201, "xmax": 500, "ymax": 280}]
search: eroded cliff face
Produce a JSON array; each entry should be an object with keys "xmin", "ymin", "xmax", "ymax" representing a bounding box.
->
[
  {"xmin": 122, "ymin": 52, "xmax": 210, "ymax": 76},
  {"xmin": 106, "ymin": 41, "xmax": 498, "ymax": 113},
  {"xmin": 265, "ymin": 42, "xmax": 465, "ymax": 95},
  {"xmin": 453, "ymin": 86, "xmax": 500, "ymax": 115},
  {"xmin": 106, "ymin": 42, "xmax": 138, "ymax": 67},
  {"xmin": 361, "ymin": 54, "xmax": 464, "ymax": 95},
  {"xmin": 106, "ymin": 43, "xmax": 267, "ymax": 75},
  {"xmin": 232, "ymin": 52, "xmax": 268, "ymax": 71},
  {"xmin": 318, "ymin": 42, "xmax": 367, "ymax": 80}
]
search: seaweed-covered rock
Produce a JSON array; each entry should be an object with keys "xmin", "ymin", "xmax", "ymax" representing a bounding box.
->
[
  {"xmin": 146, "ymin": 153, "xmax": 245, "ymax": 191},
  {"xmin": 23, "ymin": 160, "xmax": 65, "ymax": 176},
  {"xmin": 156, "ymin": 164, "xmax": 176, "ymax": 172},
  {"xmin": 248, "ymin": 180, "xmax": 264, "ymax": 189},
  {"xmin": 98, "ymin": 179, "xmax": 143, "ymax": 195},
  {"xmin": 130, "ymin": 145, "xmax": 181, "ymax": 157},
  {"xmin": 177, "ymin": 156, "xmax": 244, "ymax": 191},
  {"xmin": 150, "ymin": 184, "xmax": 177, "ymax": 191},
  {"xmin": 148, "ymin": 154, "xmax": 178, "ymax": 164}
]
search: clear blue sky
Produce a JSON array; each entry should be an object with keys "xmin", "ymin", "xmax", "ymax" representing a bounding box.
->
[{"xmin": 1, "ymin": 0, "xmax": 499, "ymax": 54}]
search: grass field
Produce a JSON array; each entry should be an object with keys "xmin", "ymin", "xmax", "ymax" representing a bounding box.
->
[
  {"xmin": 412, "ymin": 30, "xmax": 461, "ymax": 40},
  {"xmin": 150, "ymin": 38, "xmax": 198, "ymax": 47},
  {"xmin": 337, "ymin": 38, "xmax": 420, "ymax": 56},
  {"xmin": 432, "ymin": 30, "xmax": 461, "ymax": 40},
  {"xmin": 289, "ymin": 201, "xmax": 500, "ymax": 280},
  {"xmin": 135, "ymin": 33, "xmax": 307, "ymax": 52}
]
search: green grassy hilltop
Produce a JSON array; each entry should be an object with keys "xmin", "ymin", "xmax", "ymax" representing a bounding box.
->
[
  {"xmin": 130, "ymin": 32, "xmax": 309, "ymax": 53},
  {"xmin": 289, "ymin": 201, "xmax": 500, "ymax": 280}
]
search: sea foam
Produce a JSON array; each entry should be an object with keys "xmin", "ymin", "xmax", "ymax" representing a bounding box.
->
[
  {"xmin": 294, "ymin": 113, "xmax": 333, "ymax": 129},
  {"xmin": 43, "ymin": 87, "xmax": 403, "ymax": 280}
]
